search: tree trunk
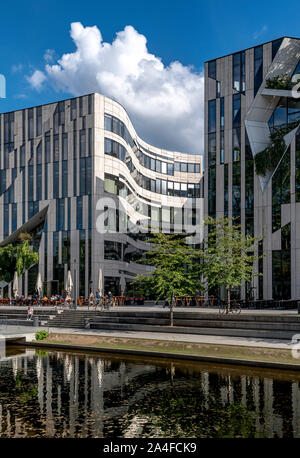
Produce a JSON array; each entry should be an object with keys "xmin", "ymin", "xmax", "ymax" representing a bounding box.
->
[
  {"xmin": 170, "ymin": 293, "xmax": 174, "ymax": 326},
  {"xmin": 226, "ymin": 287, "xmax": 230, "ymax": 314}
]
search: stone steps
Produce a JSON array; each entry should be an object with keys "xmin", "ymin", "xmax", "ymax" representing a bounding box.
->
[{"xmin": 89, "ymin": 321, "xmax": 296, "ymax": 339}]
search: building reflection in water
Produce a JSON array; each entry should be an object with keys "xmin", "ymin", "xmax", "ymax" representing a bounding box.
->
[{"xmin": 0, "ymin": 349, "xmax": 300, "ymax": 437}]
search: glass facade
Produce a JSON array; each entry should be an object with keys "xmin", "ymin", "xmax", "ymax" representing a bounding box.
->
[{"xmin": 254, "ymin": 45, "xmax": 263, "ymax": 97}]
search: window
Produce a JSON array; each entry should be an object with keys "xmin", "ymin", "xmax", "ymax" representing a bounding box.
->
[
  {"xmin": 232, "ymin": 51, "xmax": 245, "ymax": 92},
  {"xmin": 188, "ymin": 163, "xmax": 195, "ymax": 173},
  {"xmin": 53, "ymin": 162, "xmax": 59, "ymax": 199},
  {"xmin": 220, "ymin": 97, "xmax": 224, "ymax": 129},
  {"xmin": 36, "ymin": 106, "xmax": 42, "ymax": 136},
  {"xmin": 36, "ymin": 164, "xmax": 42, "ymax": 201},
  {"xmin": 161, "ymin": 162, "xmax": 167, "ymax": 174},
  {"xmin": 208, "ymin": 60, "xmax": 216, "ymax": 79},
  {"xmin": 232, "ymin": 128, "xmax": 241, "ymax": 161},
  {"xmin": 45, "ymin": 132, "xmax": 51, "ymax": 163},
  {"xmin": 104, "ymin": 114, "xmax": 112, "ymax": 131},
  {"xmin": 254, "ymin": 45, "xmax": 263, "ymax": 96},
  {"xmin": 208, "ymin": 99, "xmax": 216, "ymax": 133},
  {"xmin": 53, "ymin": 134, "xmax": 59, "ymax": 162},
  {"xmin": 181, "ymin": 162, "xmax": 187, "ymax": 172},
  {"xmin": 28, "ymin": 108, "xmax": 34, "ymax": 139},
  {"xmin": 62, "ymin": 161, "xmax": 68, "ymax": 198},
  {"xmin": 80, "ymin": 130, "xmax": 86, "ymax": 157},
  {"xmin": 272, "ymin": 38, "xmax": 283, "ymax": 60},
  {"xmin": 232, "ymin": 94, "xmax": 241, "ymax": 127},
  {"xmin": 208, "ymin": 133, "xmax": 216, "ymax": 166},
  {"xmin": 71, "ymin": 98, "xmax": 77, "ymax": 121},
  {"xmin": 216, "ymin": 81, "xmax": 221, "ymax": 98},
  {"xmin": 167, "ymin": 163, "xmax": 174, "ymax": 176},
  {"xmin": 62, "ymin": 133, "xmax": 68, "ymax": 160}
]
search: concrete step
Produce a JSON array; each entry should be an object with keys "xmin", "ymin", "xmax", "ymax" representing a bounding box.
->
[{"xmin": 89, "ymin": 321, "xmax": 296, "ymax": 339}]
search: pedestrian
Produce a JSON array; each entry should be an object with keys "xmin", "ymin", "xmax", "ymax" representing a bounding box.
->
[{"xmin": 27, "ymin": 305, "xmax": 33, "ymax": 320}]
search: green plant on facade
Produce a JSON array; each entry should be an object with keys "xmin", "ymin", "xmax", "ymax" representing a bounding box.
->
[
  {"xmin": 35, "ymin": 330, "xmax": 49, "ymax": 341},
  {"xmin": 0, "ymin": 233, "xmax": 39, "ymax": 283},
  {"xmin": 254, "ymin": 122, "xmax": 299, "ymax": 176},
  {"xmin": 202, "ymin": 217, "xmax": 261, "ymax": 312},
  {"xmin": 132, "ymin": 232, "xmax": 203, "ymax": 303},
  {"xmin": 266, "ymin": 73, "xmax": 292, "ymax": 90}
]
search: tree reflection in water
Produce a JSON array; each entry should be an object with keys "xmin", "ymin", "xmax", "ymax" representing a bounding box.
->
[{"xmin": 0, "ymin": 349, "xmax": 299, "ymax": 438}]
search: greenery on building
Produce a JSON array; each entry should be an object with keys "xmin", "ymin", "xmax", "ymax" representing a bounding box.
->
[
  {"xmin": 202, "ymin": 217, "xmax": 261, "ymax": 311},
  {"xmin": 254, "ymin": 122, "xmax": 299, "ymax": 176},
  {"xmin": 0, "ymin": 233, "xmax": 39, "ymax": 283},
  {"xmin": 132, "ymin": 232, "xmax": 203, "ymax": 303},
  {"xmin": 265, "ymin": 73, "xmax": 292, "ymax": 90}
]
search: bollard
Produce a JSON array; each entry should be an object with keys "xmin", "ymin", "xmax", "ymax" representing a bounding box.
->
[{"xmin": 33, "ymin": 316, "xmax": 39, "ymax": 327}]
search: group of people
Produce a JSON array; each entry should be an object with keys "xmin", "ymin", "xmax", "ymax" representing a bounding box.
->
[{"xmin": 86, "ymin": 290, "xmax": 114, "ymax": 309}]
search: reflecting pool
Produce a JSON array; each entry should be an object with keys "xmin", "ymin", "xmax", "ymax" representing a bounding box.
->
[{"xmin": 0, "ymin": 347, "xmax": 300, "ymax": 438}]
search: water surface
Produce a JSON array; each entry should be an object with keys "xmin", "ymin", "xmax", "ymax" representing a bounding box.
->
[{"xmin": 0, "ymin": 347, "xmax": 300, "ymax": 438}]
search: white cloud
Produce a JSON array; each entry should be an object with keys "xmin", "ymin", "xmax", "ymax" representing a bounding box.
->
[
  {"xmin": 28, "ymin": 22, "xmax": 204, "ymax": 153},
  {"xmin": 44, "ymin": 49, "xmax": 56, "ymax": 63},
  {"xmin": 253, "ymin": 25, "xmax": 268, "ymax": 40},
  {"xmin": 27, "ymin": 70, "xmax": 46, "ymax": 90}
]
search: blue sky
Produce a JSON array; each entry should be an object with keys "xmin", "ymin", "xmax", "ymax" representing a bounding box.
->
[{"xmin": 0, "ymin": 0, "xmax": 299, "ymax": 152}]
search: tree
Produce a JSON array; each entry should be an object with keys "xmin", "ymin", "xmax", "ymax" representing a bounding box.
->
[
  {"xmin": 202, "ymin": 217, "xmax": 261, "ymax": 312},
  {"xmin": 0, "ymin": 233, "xmax": 39, "ymax": 283},
  {"xmin": 132, "ymin": 232, "xmax": 203, "ymax": 303}
]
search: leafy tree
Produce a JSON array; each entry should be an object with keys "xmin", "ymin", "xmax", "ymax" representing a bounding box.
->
[
  {"xmin": 132, "ymin": 232, "xmax": 203, "ymax": 302},
  {"xmin": 202, "ymin": 217, "xmax": 260, "ymax": 312},
  {"xmin": 0, "ymin": 233, "xmax": 39, "ymax": 283}
]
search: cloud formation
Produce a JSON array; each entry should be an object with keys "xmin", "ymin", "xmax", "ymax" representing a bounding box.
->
[
  {"xmin": 28, "ymin": 22, "xmax": 204, "ymax": 153},
  {"xmin": 27, "ymin": 69, "xmax": 46, "ymax": 90}
]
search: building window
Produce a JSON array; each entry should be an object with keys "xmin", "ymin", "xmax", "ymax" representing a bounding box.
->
[
  {"xmin": 208, "ymin": 60, "xmax": 216, "ymax": 79},
  {"xmin": 208, "ymin": 99, "xmax": 216, "ymax": 133},
  {"xmin": 232, "ymin": 51, "xmax": 245, "ymax": 93},
  {"xmin": 254, "ymin": 45, "xmax": 263, "ymax": 96},
  {"xmin": 232, "ymin": 94, "xmax": 241, "ymax": 127},
  {"xmin": 216, "ymin": 80, "xmax": 221, "ymax": 98},
  {"xmin": 208, "ymin": 133, "xmax": 216, "ymax": 166},
  {"xmin": 272, "ymin": 38, "xmax": 283, "ymax": 60},
  {"xmin": 53, "ymin": 162, "xmax": 59, "ymax": 199}
]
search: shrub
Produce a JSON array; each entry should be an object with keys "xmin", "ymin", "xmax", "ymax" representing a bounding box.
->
[
  {"xmin": 35, "ymin": 330, "xmax": 49, "ymax": 341},
  {"xmin": 266, "ymin": 73, "xmax": 292, "ymax": 90},
  {"xmin": 254, "ymin": 122, "xmax": 299, "ymax": 176}
]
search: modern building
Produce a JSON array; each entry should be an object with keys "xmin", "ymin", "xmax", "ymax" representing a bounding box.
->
[
  {"xmin": 204, "ymin": 36, "xmax": 300, "ymax": 300},
  {"xmin": 0, "ymin": 93, "xmax": 203, "ymax": 297}
]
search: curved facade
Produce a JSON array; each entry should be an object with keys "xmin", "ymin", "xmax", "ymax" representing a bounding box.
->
[{"xmin": 0, "ymin": 93, "xmax": 203, "ymax": 297}]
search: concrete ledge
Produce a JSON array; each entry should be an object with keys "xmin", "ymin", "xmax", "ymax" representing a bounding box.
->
[
  {"xmin": 89, "ymin": 322, "xmax": 296, "ymax": 339},
  {"xmin": 16, "ymin": 340, "xmax": 300, "ymax": 371}
]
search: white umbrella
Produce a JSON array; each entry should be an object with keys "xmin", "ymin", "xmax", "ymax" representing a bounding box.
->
[
  {"xmin": 36, "ymin": 273, "xmax": 43, "ymax": 296},
  {"xmin": 65, "ymin": 270, "xmax": 73, "ymax": 293},
  {"xmin": 120, "ymin": 276, "xmax": 126, "ymax": 295},
  {"xmin": 98, "ymin": 268, "xmax": 103, "ymax": 294},
  {"xmin": 12, "ymin": 271, "xmax": 18, "ymax": 298}
]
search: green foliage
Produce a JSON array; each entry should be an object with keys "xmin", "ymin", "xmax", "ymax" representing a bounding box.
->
[
  {"xmin": 35, "ymin": 330, "xmax": 49, "ymax": 341},
  {"xmin": 202, "ymin": 217, "xmax": 261, "ymax": 304},
  {"xmin": 132, "ymin": 232, "xmax": 203, "ymax": 302},
  {"xmin": 0, "ymin": 233, "xmax": 39, "ymax": 282},
  {"xmin": 254, "ymin": 122, "xmax": 299, "ymax": 176},
  {"xmin": 266, "ymin": 73, "xmax": 292, "ymax": 90}
]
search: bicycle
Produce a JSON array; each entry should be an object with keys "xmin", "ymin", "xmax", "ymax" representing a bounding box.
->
[{"xmin": 219, "ymin": 300, "xmax": 241, "ymax": 314}]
